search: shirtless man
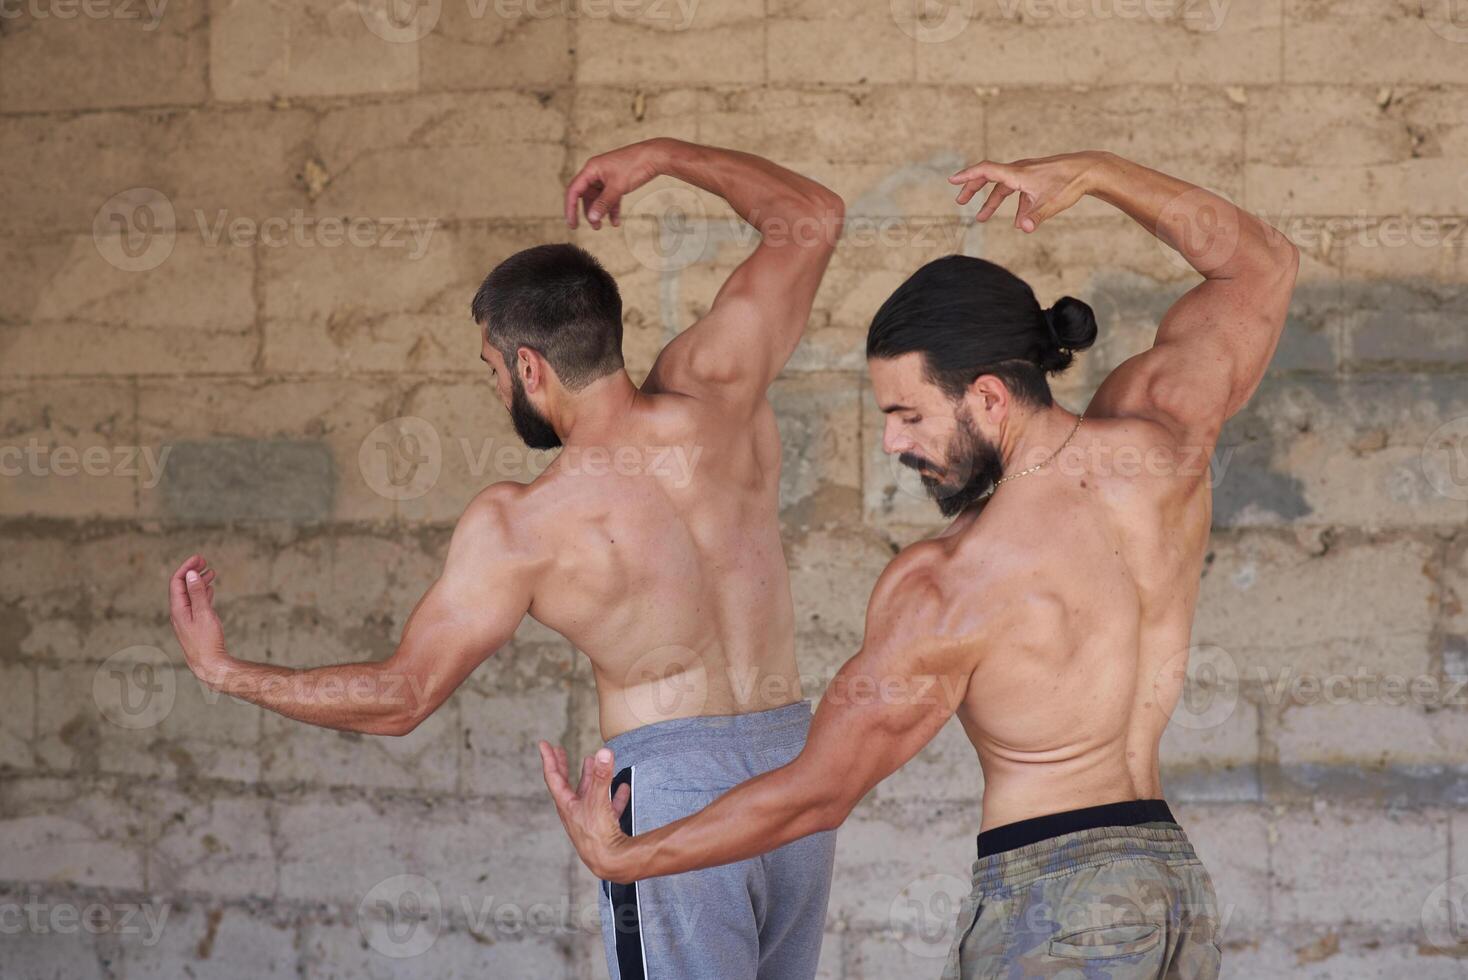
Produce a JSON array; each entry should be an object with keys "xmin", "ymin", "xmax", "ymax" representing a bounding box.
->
[
  {"xmin": 539, "ymin": 150, "xmax": 1299, "ymax": 978},
  {"xmin": 167, "ymin": 137, "xmax": 845, "ymax": 980}
]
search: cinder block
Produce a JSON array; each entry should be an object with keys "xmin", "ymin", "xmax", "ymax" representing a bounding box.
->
[
  {"xmin": 0, "ymin": 106, "xmax": 314, "ymax": 236},
  {"xmin": 262, "ymin": 705, "xmax": 459, "ymax": 794},
  {"xmin": 209, "ymin": 0, "xmax": 418, "ymax": 101},
  {"xmin": 117, "ymin": 902, "xmax": 298, "ymax": 980},
  {"xmin": 147, "ymin": 789, "xmax": 277, "ymax": 898},
  {"xmin": 0, "ymin": 381, "xmax": 138, "ymax": 519},
  {"xmin": 827, "ymin": 800, "xmax": 975, "ymax": 929},
  {"xmin": 771, "ymin": 375, "xmax": 864, "ymax": 533},
  {"xmin": 302, "ymin": 917, "xmax": 570, "ymax": 979},
  {"xmin": 1172, "ymin": 803, "xmax": 1271, "ymax": 937},
  {"xmin": 916, "ymin": 3, "xmax": 1282, "ymax": 85},
  {"xmin": 0, "ymin": 0, "xmax": 207, "ymax": 112},
  {"xmin": 0, "ymin": 235, "xmax": 256, "ymax": 378},
  {"xmin": 1270, "ymin": 802, "xmax": 1448, "ymax": 927},
  {"xmin": 768, "ymin": 18, "xmax": 914, "ymax": 84},
  {"xmin": 574, "ymin": 13, "xmax": 765, "ymax": 86},
  {"xmin": 460, "ymin": 645, "xmax": 575, "ymax": 798},
  {"xmin": 1284, "ymin": 0, "xmax": 1468, "ymax": 85},
  {"xmin": 1211, "ymin": 378, "xmax": 1468, "ymax": 528},
  {"xmin": 421, "ymin": 3, "xmax": 573, "ymax": 91},
  {"xmin": 0, "ymin": 662, "xmax": 36, "ymax": 771},
  {"xmin": 0, "ymin": 777, "xmax": 147, "ymax": 890},
  {"xmin": 310, "ymin": 93, "xmax": 568, "ymax": 222}
]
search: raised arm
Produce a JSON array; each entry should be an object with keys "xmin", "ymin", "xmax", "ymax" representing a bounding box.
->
[
  {"xmin": 565, "ymin": 137, "xmax": 844, "ymax": 404},
  {"xmin": 538, "ymin": 545, "xmax": 973, "ymax": 882},
  {"xmin": 169, "ymin": 485, "xmax": 538, "ymax": 736},
  {"xmin": 949, "ymin": 151, "xmax": 1299, "ymax": 448}
]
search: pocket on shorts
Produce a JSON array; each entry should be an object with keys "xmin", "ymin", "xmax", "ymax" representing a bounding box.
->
[{"xmin": 1047, "ymin": 921, "xmax": 1162, "ymax": 960}]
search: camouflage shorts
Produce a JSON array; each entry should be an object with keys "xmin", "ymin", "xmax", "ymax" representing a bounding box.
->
[{"xmin": 941, "ymin": 821, "xmax": 1222, "ymax": 979}]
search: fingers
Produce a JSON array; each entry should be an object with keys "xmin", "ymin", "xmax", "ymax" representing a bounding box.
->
[
  {"xmin": 576, "ymin": 754, "xmax": 595, "ymax": 798},
  {"xmin": 949, "ymin": 160, "xmax": 1017, "ymax": 189},
  {"xmin": 610, "ymin": 782, "xmax": 630, "ymax": 820},
  {"xmin": 564, "ymin": 167, "xmax": 597, "ymax": 229},
  {"xmin": 538, "ymin": 741, "xmax": 576, "ymax": 808},
  {"xmin": 588, "ymin": 747, "xmax": 616, "ymax": 804},
  {"xmin": 585, "ymin": 186, "xmax": 621, "ymax": 230},
  {"xmin": 169, "ymin": 555, "xmax": 209, "ymax": 619},
  {"xmin": 975, "ymin": 184, "xmax": 1017, "ymax": 223},
  {"xmin": 953, "ymin": 178, "xmax": 989, "ymax": 207},
  {"xmin": 184, "ymin": 565, "xmax": 213, "ymax": 612}
]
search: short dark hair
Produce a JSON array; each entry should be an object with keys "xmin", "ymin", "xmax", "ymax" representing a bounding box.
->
[
  {"xmin": 470, "ymin": 243, "xmax": 625, "ymax": 390},
  {"xmin": 866, "ymin": 255, "xmax": 1097, "ymax": 406}
]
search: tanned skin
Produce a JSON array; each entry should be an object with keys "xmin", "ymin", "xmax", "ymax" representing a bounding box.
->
[
  {"xmin": 169, "ymin": 138, "xmax": 844, "ymax": 743},
  {"xmin": 539, "ymin": 150, "xmax": 1299, "ymax": 883}
]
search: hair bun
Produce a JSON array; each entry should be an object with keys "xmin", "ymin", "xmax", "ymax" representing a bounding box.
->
[{"xmin": 1039, "ymin": 296, "xmax": 1098, "ymax": 374}]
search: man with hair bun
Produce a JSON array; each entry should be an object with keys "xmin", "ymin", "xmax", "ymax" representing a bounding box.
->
[{"xmin": 543, "ymin": 149, "xmax": 1299, "ymax": 979}]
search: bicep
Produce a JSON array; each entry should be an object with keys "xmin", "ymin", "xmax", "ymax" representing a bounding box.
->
[
  {"xmin": 1088, "ymin": 267, "xmax": 1294, "ymax": 445},
  {"xmin": 647, "ymin": 223, "xmax": 837, "ymax": 400},
  {"xmin": 384, "ymin": 500, "xmax": 534, "ymax": 722}
]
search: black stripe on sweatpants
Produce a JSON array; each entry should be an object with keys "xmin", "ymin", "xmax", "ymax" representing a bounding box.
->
[{"xmin": 607, "ymin": 766, "xmax": 645, "ymax": 980}]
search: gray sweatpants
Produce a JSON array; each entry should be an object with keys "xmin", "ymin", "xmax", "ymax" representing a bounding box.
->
[{"xmin": 597, "ymin": 700, "xmax": 837, "ymax": 980}]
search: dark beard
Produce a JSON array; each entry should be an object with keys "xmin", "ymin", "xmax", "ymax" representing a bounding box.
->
[
  {"xmin": 899, "ymin": 410, "xmax": 1004, "ymax": 518},
  {"xmin": 509, "ymin": 375, "xmax": 561, "ymax": 450}
]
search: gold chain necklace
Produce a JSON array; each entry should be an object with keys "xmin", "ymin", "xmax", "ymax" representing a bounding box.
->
[{"xmin": 979, "ymin": 413, "xmax": 1084, "ymax": 500}]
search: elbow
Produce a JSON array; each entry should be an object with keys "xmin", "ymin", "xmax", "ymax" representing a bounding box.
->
[{"xmin": 375, "ymin": 711, "xmax": 425, "ymax": 738}]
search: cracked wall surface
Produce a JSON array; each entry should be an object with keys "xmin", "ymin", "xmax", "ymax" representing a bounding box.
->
[{"xmin": 2, "ymin": 1, "xmax": 1468, "ymax": 977}]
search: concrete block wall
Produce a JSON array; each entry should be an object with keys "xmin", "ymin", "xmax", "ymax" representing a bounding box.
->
[{"xmin": 2, "ymin": 1, "xmax": 1466, "ymax": 976}]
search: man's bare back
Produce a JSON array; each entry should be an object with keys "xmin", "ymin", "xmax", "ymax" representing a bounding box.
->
[{"xmin": 487, "ymin": 383, "xmax": 799, "ymax": 738}]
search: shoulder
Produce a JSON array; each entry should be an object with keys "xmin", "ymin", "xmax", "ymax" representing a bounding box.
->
[{"xmin": 454, "ymin": 481, "xmax": 539, "ymax": 559}]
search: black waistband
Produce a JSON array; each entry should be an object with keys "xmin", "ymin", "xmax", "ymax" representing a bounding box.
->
[{"xmin": 977, "ymin": 799, "xmax": 1176, "ymax": 859}]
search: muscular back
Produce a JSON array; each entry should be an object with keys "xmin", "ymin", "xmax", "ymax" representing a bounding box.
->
[
  {"xmin": 506, "ymin": 389, "xmax": 800, "ymax": 740},
  {"xmin": 949, "ymin": 417, "xmax": 1213, "ymax": 830}
]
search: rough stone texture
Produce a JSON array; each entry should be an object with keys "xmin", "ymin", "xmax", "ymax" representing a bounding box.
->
[{"xmin": 3, "ymin": 6, "xmax": 1467, "ymax": 977}]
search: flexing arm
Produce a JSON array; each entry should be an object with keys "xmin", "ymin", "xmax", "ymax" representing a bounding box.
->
[
  {"xmin": 169, "ymin": 486, "xmax": 536, "ymax": 736},
  {"xmin": 565, "ymin": 138, "xmax": 844, "ymax": 402},
  {"xmin": 950, "ymin": 151, "xmax": 1299, "ymax": 446},
  {"xmin": 538, "ymin": 546, "xmax": 972, "ymax": 882}
]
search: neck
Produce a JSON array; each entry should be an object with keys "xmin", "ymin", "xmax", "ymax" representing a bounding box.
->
[
  {"xmin": 997, "ymin": 401, "xmax": 1080, "ymax": 478},
  {"xmin": 553, "ymin": 370, "xmax": 640, "ymax": 446}
]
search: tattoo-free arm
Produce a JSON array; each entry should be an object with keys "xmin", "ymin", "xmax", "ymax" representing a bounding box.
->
[
  {"xmin": 173, "ymin": 486, "xmax": 536, "ymax": 736},
  {"xmin": 540, "ymin": 546, "xmax": 972, "ymax": 882}
]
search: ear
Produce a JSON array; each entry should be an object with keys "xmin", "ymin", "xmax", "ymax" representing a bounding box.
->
[
  {"xmin": 517, "ymin": 346, "xmax": 548, "ymax": 393},
  {"xmin": 967, "ymin": 374, "xmax": 1011, "ymax": 422}
]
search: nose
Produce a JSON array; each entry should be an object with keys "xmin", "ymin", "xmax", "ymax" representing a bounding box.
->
[{"xmin": 882, "ymin": 418, "xmax": 911, "ymax": 456}]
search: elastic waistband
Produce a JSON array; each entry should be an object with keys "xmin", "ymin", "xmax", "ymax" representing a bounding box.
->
[
  {"xmin": 978, "ymin": 798, "xmax": 1176, "ymax": 858},
  {"xmin": 973, "ymin": 802, "xmax": 1196, "ymax": 890},
  {"xmin": 605, "ymin": 700, "xmax": 813, "ymax": 767}
]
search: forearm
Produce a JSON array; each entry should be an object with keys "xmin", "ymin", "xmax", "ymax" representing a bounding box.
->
[
  {"xmin": 655, "ymin": 139, "xmax": 842, "ymax": 244},
  {"xmin": 202, "ymin": 655, "xmax": 430, "ymax": 736},
  {"xmin": 1085, "ymin": 152, "xmax": 1293, "ymax": 278},
  {"xmin": 613, "ymin": 761, "xmax": 848, "ymax": 881}
]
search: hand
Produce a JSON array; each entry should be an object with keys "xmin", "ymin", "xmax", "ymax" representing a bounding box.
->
[
  {"xmin": 167, "ymin": 554, "xmax": 231, "ymax": 688},
  {"xmin": 538, "ymin": 741, "xmax": 635, "ymax": 881},
  {"xmin": 564, "ymin": 139, "xmax": 673, "ymax": 230},
  {"xmin": 949, "ymin": 151, "xmax": 1109, "ymax": 233}
]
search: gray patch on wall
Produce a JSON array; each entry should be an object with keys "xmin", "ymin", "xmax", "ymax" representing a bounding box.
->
[{"xmin": 159, "ymin": 440, "xmax": 335, "ymax": 522}]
